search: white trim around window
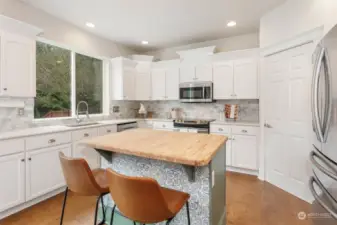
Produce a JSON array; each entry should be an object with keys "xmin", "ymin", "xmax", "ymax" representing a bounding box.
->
[{"xmin": 34, "ymin": 38, "xmax": 111, "ymax": 121}]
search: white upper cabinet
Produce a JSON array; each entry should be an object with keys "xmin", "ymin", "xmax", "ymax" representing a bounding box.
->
[
  {"xmin": 152, "ymin": 60, "xmax": 180, "ymax": 100},
  {"xmin": 0, "ymin": 31, "xmax": 36, "ymax": 97},
  {"xmin": 212, "ymin": 58, "xmax": 259, "ymax": 100},
  {"xmin": 152, "ymin": 69, "xmax": 166, "ymax": 100},
  {"xmin": 179, "ymin": 64, "xmax": 195, "ymax": 83},
  {"xmin": 180, "ymin": 63, "xmax": 213, "ymax": 83},
  {"xmin": 111, "ymin": 58, "xmax": 137, "ymax": 100},
  {"xmin": 135, "ymin": 72, "xmax": 151, "ymax": 100},
  {"xmin": 165, "ymin": 67, "xmax": 179, "ymax": 100},
  {"xmin": 233, "ymin": 59, "xmax": 258, "ymax": 99},
  {"xmin": 195, "ymin": 64, "xmax": 213, "ymax": 82},
  {"xmin": 213, "ymin": 61, "xmax": 234, "ymax": 99}
]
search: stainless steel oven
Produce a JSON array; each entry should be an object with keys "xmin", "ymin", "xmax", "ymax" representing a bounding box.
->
[{"xmin": 179, "ymin": 82, "xmax": 213, "ymax": 103}]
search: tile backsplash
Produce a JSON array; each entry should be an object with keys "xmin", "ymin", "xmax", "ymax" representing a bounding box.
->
[
  {"xmin": 139, "ymin": 100, "xmax": 259, "ymax": 121},
  {"xmin": 0, "ymin": 98, "xmax": 259, "ymax": 133}
]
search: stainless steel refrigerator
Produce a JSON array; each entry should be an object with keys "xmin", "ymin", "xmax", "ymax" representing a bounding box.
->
[{"xmin": 310, "ymin": 25, "xmax": 337, "ymax": 223}]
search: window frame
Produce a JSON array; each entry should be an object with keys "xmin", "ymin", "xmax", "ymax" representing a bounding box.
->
[{"xmin": 34, "ymin": 38, "xmax": 110, "ymax": 121}]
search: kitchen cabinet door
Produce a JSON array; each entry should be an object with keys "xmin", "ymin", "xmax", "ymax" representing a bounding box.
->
[
  {"xmin": 231, "ymin": 135, "xmax": 257, "ymax": 170},
  {"xmin": 195, "ymin": 64, "xmax": 213, "ymax": 82},
  {"xmin": 213, "ymin": 62, "xmax": 234, "ymax": 99},
  {"xmin": 151, "ymin": 69, "xmax": 166, "ymax": 100},
  {"xmin": 135, "ymin": 72, "xmax": 151, "ymax": 100},
  {"xmin": 179, "ymin": 65, "xmax": 195, "ymax": 83},
  {"xmin": 0, "ymin": 153, "xmax": 25, "ymax": 212},
  {"xmin": 73, "ymin": 142, "xmax": 100, "ymax": 169},
  {"xmin": 0, "ymin": 31, "xmax": 36, "ymax": 97},
  {"xmin": 233, "ymin": 59, "xmax": 258, "ymax": 99},
  {"xmin": 26, "ymin": 144, "xmax": 71, "ymax": 201},
  {"xmin": 165, "ymin": 67, "xmax": 180, "ymax": 100},
  {"xmin": 123, "ymin": 69, "xmax": 136, "ymax": 100}
]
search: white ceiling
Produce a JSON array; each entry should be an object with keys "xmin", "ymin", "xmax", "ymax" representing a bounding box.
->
[{"xmin": 24, "ymin": 0, "xmax": 285, "ymax": 52}]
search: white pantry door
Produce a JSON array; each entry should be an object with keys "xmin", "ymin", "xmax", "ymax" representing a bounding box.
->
[{"xmin": 264, "ymin": 43, "xmax": 314, "ymax": 202}]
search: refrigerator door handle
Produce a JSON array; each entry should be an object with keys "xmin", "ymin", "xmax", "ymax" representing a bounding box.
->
[
  {"xmin": 312, "ymin": 47, "xmax": 325, "ymax": 142},
  {"xmin": 322, "ymin": 50, "xmax": 332, "ymax": 143},
  {"xmin": 309, "ymin": 174, "xmax": 337, "ymax": 220},
  {"xmin": 311, "ymin": 149, "xmax": 337, "ymax": 181}
]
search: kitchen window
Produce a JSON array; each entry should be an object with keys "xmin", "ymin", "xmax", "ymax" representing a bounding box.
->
[{"xmin": 34, "ymin": 41, "xmax": 105, "ymax": 119}]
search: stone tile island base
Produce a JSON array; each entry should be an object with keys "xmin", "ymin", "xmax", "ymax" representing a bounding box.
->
[{"xmin": 99, "ymin": 144, "xmax": 226, "ymax": 225}]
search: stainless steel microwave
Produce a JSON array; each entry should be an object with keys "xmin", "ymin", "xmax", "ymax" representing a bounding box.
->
[{"xmin": 179, "ymin": 82, "xmax": 213, "ymax": 103}]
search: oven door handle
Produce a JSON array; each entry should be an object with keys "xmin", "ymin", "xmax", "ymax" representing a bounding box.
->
[{"xmin": 309, "ymin": 173, "xmax": 337, "ymax": 220}]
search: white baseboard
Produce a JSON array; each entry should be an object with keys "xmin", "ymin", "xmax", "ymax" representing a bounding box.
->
[
  {"xmin": 226, "ymin": 166, "xmax": 259, "ymax": 176},
  {"xmin": 0, "ymin": 187, "xmax": 65, "ymax": 220}
]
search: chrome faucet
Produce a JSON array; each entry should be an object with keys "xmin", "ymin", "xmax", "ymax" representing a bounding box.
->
[{"xmin": 76, "ymin": 101, "xmax": 90, "ymax": 123}]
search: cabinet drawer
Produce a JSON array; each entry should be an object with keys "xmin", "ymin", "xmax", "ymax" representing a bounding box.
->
[
  {"xmin": 26, "ymin": 132, "xmax": 72, "ymax": 151},
  {"xmin": 72, "ymin": 128, "xmax": 98, "ymax": 141},
  {"xmin": 0, "ymin": 138, "xmax": 25, "ymax": 156},
  {"xmin": 98, "ymin": 125, "xmax": 117, "ymax": 136},
  {"xmin": 153, "ymin": 121, "xmax": 173, "ymax": 129},
  {"xmin": 232, "ymin": 126, "xmax": 259, "ymax": 136},
  {"xmin": 210, "ymin": 124, "xmax": 231, "ymax": 134}
]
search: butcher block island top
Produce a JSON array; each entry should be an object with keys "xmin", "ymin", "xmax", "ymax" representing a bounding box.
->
[{"xmin": 83, "ymin": 128, "xmax": 227, "ymax": 166}]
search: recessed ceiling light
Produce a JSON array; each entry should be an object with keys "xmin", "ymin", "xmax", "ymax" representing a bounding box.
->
[
  {"xmin": 86, "ymin": 22, "xmax": 95, "ymax": 28},
  {"xmin": 227, "ymin": 21, "xmax": 237, "ymax": 27},
  {"xmin": 141, "ymin": 41, "xmax": 149, "ymax": 45}
]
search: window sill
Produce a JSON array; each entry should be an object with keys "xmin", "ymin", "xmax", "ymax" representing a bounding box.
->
[{"xmin": 33, "ymin": 114, "xmax": 109, "ymax": 123}]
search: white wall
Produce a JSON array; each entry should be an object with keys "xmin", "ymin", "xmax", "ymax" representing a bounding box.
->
[
  {"xmin": 260, "ymin": 0, "xmax": 337, "ymax": 48},
  {"xmin": 0, "ymin": 0, "xmax": 136, "ymax": 58},
  {"xmin": 144, "ymin": 33, "xmax": 259, "ymax": 61}
]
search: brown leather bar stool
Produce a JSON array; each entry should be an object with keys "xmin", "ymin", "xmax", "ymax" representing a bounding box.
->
[
  {"xmin": 59, "ymin": 152, "xmax": 109, "ymax": 225},
  {"xmin": 106, "ymin": 168, "xmax": 191, "ymax": 225}
]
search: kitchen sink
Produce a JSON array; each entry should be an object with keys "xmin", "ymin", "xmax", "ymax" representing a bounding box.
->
[{"xmin": 65, "ymin": 122, "xmax": 100, "ymax": 127}]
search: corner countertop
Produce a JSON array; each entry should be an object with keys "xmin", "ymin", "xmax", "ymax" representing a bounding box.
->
[
  {"xmin": 211, "ymin": 120, "xmax": 260, "ymax": 127},
  {"xmin": 83, "ymin": 128, "xmax": 227, "ymax": 166}
]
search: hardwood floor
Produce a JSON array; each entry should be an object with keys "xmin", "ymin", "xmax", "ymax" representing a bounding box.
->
[{"xmin": 0, "ymin": 172, "xmax": 312, "ymax": 225}]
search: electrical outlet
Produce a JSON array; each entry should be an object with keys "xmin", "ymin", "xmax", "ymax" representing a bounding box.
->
[
  {"xmin": 17, "ymin": 108, "xmax": 25, "ymax": 116},
  {"xmin": 112, "ymin": 106, "xmax": 120, "ymax": 113}
]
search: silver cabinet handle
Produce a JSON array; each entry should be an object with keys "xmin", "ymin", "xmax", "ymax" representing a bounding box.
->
[
  {"xmin": 312, "ymin": 47, "xmax": 325, "ymax": 142},
  {"xmin": 48, "ymin": 139, "xmax": 56, "ymax": 144},
  {"xmin": 28, "ymin": 157, "xmax": 32, "ymax": 161},
  {"xmin": 218, "ymin": 128, "xmax": 223, "ymax": 131},
  {"xmin": 21, "ymin": 159, "xmax": 25, "ymax": 162},
  {"xmin": 3, "ymin": 88, "xmax": 7, "ymax": 91},
  {"xmin": 309, "ymin": 173, "xmax": 337, "ymax": 219},
  {"xmin": 162, "ymin": 125, "xmax": 166, "ymax": 128},
  {"xmin": 107, "ymin": 129, "xmax": 111, "ymax": 133},
  {"xmin": 241, "ymin": 130, "xmax": 248, "ymax": 133},
  {"xmin": 84, "ymin": 133, "xmax": 89, "ymax": 137}
]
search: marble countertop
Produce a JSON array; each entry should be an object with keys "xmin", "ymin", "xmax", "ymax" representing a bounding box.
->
[
  {"xmin": 0, "ymin": 119, "xmax": 139, "ymax": 141},
  {"xmin": 211, "ymin": 120, "xmax": 260, "ymax": 127},
  {"xmin": 83, "ymin": 128, "xmax": 227, "ymax": 166}
]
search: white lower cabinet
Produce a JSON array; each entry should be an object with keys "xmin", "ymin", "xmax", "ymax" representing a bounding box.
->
[
  {"xmin": 211, "ymin": 124, "xmax": 259, "ymax": 173},
  {"xmin": 231, "ymin": 135, "xmax": 258, "ymax": 170},
  {"xmin": 73, "ymin": 142, "xmax": 100, "ymax": 169},
  {"xmin": 25, "ymin": 144, "xmax": 71, "ymax": 201},
  {"xmin": 0, "ymin": 153, "xmax": 25, "ymax": 212}
]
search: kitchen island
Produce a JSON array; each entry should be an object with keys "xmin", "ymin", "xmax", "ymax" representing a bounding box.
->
[{"xmin": 84, "ymin": 128, "xmax": 227, "ymax": 225}]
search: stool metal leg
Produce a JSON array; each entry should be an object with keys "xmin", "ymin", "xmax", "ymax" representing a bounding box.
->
[
  {"xmin": 96, "ymin": 194, "xmax": 108, "ymax": 225},
  {"xmin": 60, "ymin": 187, "xmax": 69, "ymax": 225},
  {"xmin": 166, "ymin": 218, "xmax": 173, "ymax": 225},
  {"xmin": 110, "ymin": 204, "xmax": 116, "ymax": 225},
  {"xmin": 186, "ymin": 201, "xmax": 191, "ymax": 225}
]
